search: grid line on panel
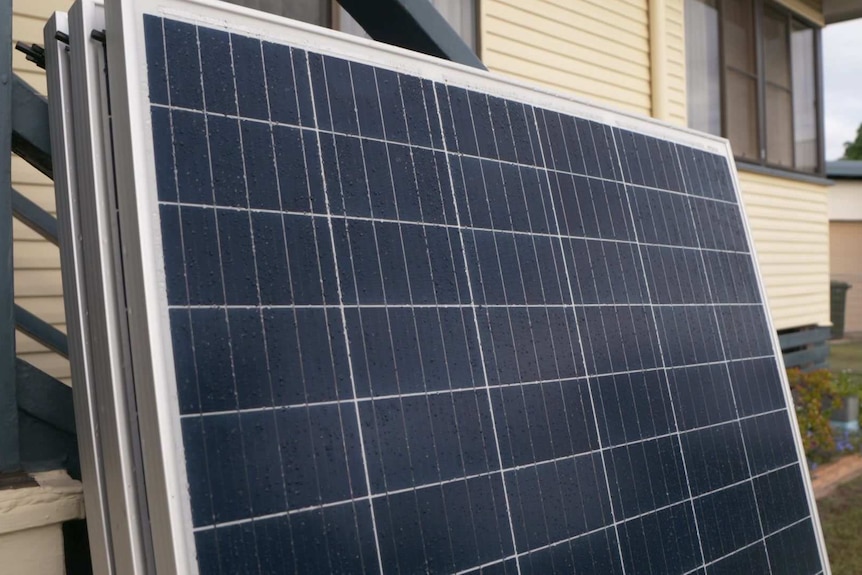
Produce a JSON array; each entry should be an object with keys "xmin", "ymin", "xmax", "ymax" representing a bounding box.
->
[
  {"xmin": 672, "ymin": 143, "xmax": 795, "ymax": 574},
  {"xmin": 161, "ymin": 20, "xmax": 228, "ymax": 559},
  {"xmin": 191, "ymin": 455, "xmax": 803, "ymax": 542},
  {"xmin": 301, "ymin": 44, "xmax": 386, "ymax": 575},
  {"xmin": 390, "ymin": 69, "xmax": 498, "ymax": 569},
  {"xmin": 149, "ymin": 101, "xmax": 746, "ymax": 209},
  {"xmin": 678, "ymin": 515, "xmax": 813, "ymax": 575},
  {"xmin": 674, "ymin": 143, "xmax": 777, "ymax": 571},
  {"xmin": 527, "ymin": 104, "xmax": 628, "ymax": 573},
  {"xmin": 461, "ymin": 93, "xmax": 556, "ymax": 569},
  {"xmin": 342, "ymin": 59, "xmax": 444, "ymax": 571},
  {"xmin": 208, "ymin": 30, "xmax": 269, "ymax": 574},
  {"xmin": 168, "ymin": 302, "xmax": 769, "ymax": 311},
  {"xmin": 259, "ymin": 38, "xmax": 371, "ymax": 573},
  {"xmin": 431, "ymin": 83, "xmax": 524, "ymax": 574},
  {"xmin": 181, "ymin": 404, "xmax": 796, "ymax": 498},
  {"xmin": 610, "ymin": 128, "xmax": 709, "ymax": 574},
  {"xmin": 498, "ymin": 98, "xmax": 606, "ymax": 570},
  {"xmin": 480, "ymin": 95, "xmax": 585, "ymax": 570},
  {"xmin": 157, "ymin": 199, "xmax": 756, "ymax": 258},
  {"xmin": 178, "ymin": 373, "xmax": 786, "ymax": 423}
]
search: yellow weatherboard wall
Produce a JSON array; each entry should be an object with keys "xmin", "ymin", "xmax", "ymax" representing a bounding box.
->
[
  {"xmin": 9, "ymin": 0, "xmax": 831, "ymax": 389},
  {"xmin": 12, "ymin": 0, "xmax": 74, "ymax": 384},
  {"xmin": 480, "ymin": 0, "xmax": 830, "ymax": 331},
  {"xmin": 737, "ymin": 172, "xmax": 829, "ymax": 330}
]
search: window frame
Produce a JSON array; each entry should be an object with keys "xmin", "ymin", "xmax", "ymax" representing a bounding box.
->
[{"xmin": 706, "ymin": 0, "xmax": 824, "ymax": 176}]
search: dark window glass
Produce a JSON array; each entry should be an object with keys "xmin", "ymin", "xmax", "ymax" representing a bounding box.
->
[
  {"xmin": 792, "ymin": 21, "xmax": 818, "ymax": 171},
  {"xmin": 685, "ymin": 0, "xmax": 721, "ymax": 135},
  {"xmin": 685, "ymin": 0, "xmax": 821, "ymax": 173},
  {"xmin": 764, "ymin": 5, "xmax": 793, "ymax": 167},
  {"xmin": 723, "ymin": 0, "xmax": 759, "ymax": 161}
]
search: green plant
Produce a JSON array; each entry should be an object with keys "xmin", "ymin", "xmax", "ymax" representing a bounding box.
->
[
  {"xmin": 787, "ymin": 368, "xmax": 837, "ymax": 462},
  {"xmin": 832, "ymin": 371, "xmax": 862, "ymax": 398}
]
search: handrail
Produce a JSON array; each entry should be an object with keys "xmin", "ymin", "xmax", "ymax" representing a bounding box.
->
[
  {"xmin": 12, "ymin": 187, "xmax": 58, "ymax": 245},
  {"xmin": 15, "ymin": 304, "xmax": 69, "ymax": 359}
]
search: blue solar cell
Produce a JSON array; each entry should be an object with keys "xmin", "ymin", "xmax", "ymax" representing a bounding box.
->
[
  {"xmin": 593, "ymin": 370, "xmax": 675, "ymax": 446},
  {"xmin": 143, "ymin": 16, "xmax": 168, "ymax": 105},
  {"xmin": 376, "ymin": 68, "xmax": 409, "ymax": 144},
  {"xmin": 668, "ymin": 363, "xmax": 737, "ymax": 429},
  {"xmin": 271, "ymin": 126, "xmax": 307, "ymax": 210},
  {"xmin": 730, "ymin": 357, "xmax": 788, "ymax": 416},
  {"xmin": 163, "ymin": 19, "xmax": 202, "ymax": 109},
  {"xmin": 606, "ymin": 436, "xmax": 689, "ymax": 519},
  {"xmin": 710, "ymin": 543, "xmax": 771, "ymax": 575},
  {"xmin": 232, "ymin": 35, "xmax": 268, "ymax": 121},
  {"xmin": 742, "ymin": 411, "xmax": 801, "ymax": 475},
  {"xmin": 262, "ymin": 41, "xmax": 298, "ymax": 126},
  {"xmin": 207, "ymin": 115, "xmax": 246, "ymax": 207},
  {"xmin": 618, "ymin": 503, "xmax": 703, "ymax": 574},
  {"xmin": 150, "ymin": 107, "xmax": 175, "ymax": 202},
  {"xmin": 766, "ymin": 519, "xmax": 822, "ymax": 575},
  {"xmin": 323, "ymin": 56, "xmax": 360, "ymax": 136},
  {"xmin": 142, "ymin": 15, "xmax": 824, "ymax": 574},
  {"xmin": 695, "ymin": 482, "xmax": 762, "ymax": 562}
]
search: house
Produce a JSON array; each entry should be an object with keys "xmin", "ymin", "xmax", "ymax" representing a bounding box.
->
[
  {"xmin": 7, "ymin": 0, "xmax": 862, "ymax": 571},
  {"xmin": 828, "ymin": 159, "xmax": 862, "ymax": 336},
  {"xmin": 12, "ymin": 0, "xmax": 860, "ymax": 387}
]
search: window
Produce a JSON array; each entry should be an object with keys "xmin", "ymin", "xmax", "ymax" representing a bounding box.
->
[
  {"xmin": 221, "ymin": 1, "xmax": 477, "ymax": 52},
  {"xmin": 223, "ymin": 0, "xmax": 330, "ymax": 26},
  {"xmin": 685, "ymin": 0, "xmax": 823, "ymax": 173},
  {"xmin": 336, "ymin": 0, "xmax": 478, "ymax": 51}
]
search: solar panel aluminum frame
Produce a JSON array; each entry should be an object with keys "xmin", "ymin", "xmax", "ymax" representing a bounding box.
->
[
  {"xmin": 61, "ymin": 1, "xmax": 155, "ymax": 572},
  {"xmin": 43, "ymin": 12, "xmax": 114, "ymax": 575},
  {"xmin": 97, "ymin": 0, "xmax": 831, "ymax": 572}
]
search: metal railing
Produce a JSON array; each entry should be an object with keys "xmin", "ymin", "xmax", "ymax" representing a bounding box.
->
[{"xmin": 1, "ymin": 0, "xmax": 76, "ymax": 475}]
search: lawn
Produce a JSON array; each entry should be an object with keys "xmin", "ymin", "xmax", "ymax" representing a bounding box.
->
[
  {"xmin": 820, "ymin": 339, "xmax": 862, "ymax": 573},
  {"xmin": 819, "ymin": 473, "xmax": 862, "ymax": 574},
  {"xmin": 830, "ymin": 339, "xmax": 862, "ymax": 388}
]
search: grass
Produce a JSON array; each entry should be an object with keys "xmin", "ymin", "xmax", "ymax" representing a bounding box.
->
[
  {"xmin": 830, "ymin": 339, "xmax": 862, "ymax": 388},
  {"xmin": 819, "ymin": 473, "xmax": 862, "ymax": 574},
  {"xmin": 821, "ymin": 338, "xmax": 862, "ymax": 573}
]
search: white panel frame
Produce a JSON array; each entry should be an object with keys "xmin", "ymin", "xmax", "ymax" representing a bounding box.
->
[
  {"xmin": 66, "ymin": 1, "xmax": 153, "ymax": 573},
  {"xmin": 43, "ymin": 12, "xmax": 115, "ymax": 575},
  {"xmin": 100, "ymin": 0, "xmax": 830, "ymax": 572}
]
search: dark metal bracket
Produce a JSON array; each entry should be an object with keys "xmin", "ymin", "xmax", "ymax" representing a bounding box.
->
[
  {"xmin": 14, "ymin": 42, "xmax": 46, "ymax": 71},
  {"xmin": 337, "ymin": 0, "xmax": 485, "ymax": 70},
  {"xmin": 11, "ymin": 75, "xmax": 53, "ymax": 179}
]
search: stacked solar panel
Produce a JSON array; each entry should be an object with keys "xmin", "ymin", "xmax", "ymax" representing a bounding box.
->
[
  {"xmin": 48, "ymin": 1, "xmax": 827, "ymax": 571},
  {"xmin": 139, "ymin": 15, "xmax": 824, "ymax": 574}
]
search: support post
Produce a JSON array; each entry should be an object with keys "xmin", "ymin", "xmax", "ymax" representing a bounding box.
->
[
  {"xmin": 0, "ymin": 0, "xmax": 20, "ymax": 472},
  {"xmin": 649, "ymin": 0, "xmax": 668, "ymax": 121}
]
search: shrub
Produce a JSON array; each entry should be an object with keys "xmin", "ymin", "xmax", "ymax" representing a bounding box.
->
[{"xmin": 787, "ymin": 368, "xmax": 837, "ymax": 462}]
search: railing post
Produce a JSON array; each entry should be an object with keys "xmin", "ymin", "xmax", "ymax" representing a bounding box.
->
[{"xmin": 0, "ymin": 0, "xmax": 20, "ymax": 472}]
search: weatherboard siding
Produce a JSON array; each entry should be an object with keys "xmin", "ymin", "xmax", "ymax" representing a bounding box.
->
[
  {"xmin": 8, "ymin": 0, "xmax": 830, "ymax": 389},
  {"xmin": 480, "ymin": 0, "xmax": 653, "ymax": 116},
  {"xmin": 481, "ymin": 0, "xmax": 830, "ymax": 332},
  {"xmin": 737, "ymin": 171, "xmax": 830, "ymax": 331}
]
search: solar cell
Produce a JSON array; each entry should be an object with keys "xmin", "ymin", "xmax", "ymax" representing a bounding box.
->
[{"xmin": 59, "ymin": 1, "xmax": 828, "ymax": 572}]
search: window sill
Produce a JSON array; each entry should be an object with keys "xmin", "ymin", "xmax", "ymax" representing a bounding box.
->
[{"xmin": 734, "ymin": 161, "xmax": 833, "ymax": 186}]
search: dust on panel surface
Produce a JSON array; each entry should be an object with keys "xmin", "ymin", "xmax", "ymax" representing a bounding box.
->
[{"xmin": 141, "ymin": 14, "xmax": 823, "ymax": 574}]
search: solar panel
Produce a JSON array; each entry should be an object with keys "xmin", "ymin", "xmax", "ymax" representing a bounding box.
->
[{"xmin": 56, "ymin": 0, "xmax": 828, "ymax": 573}]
